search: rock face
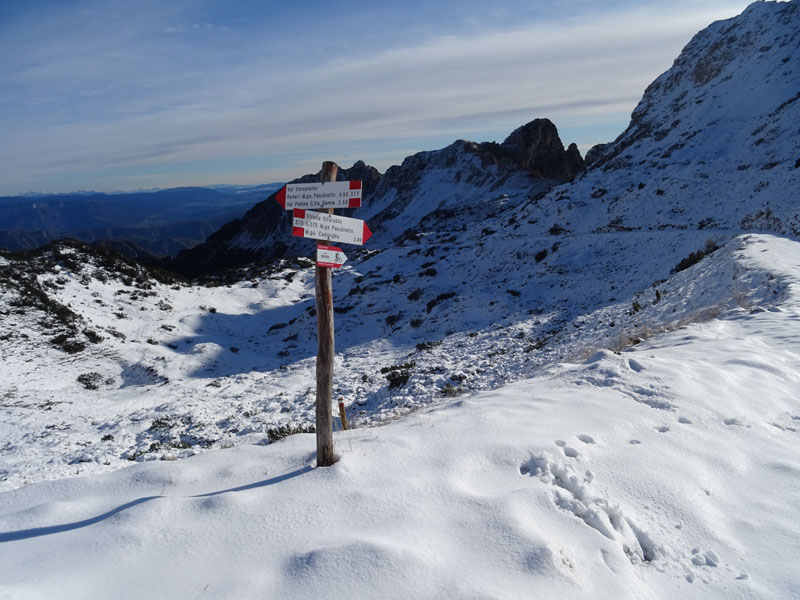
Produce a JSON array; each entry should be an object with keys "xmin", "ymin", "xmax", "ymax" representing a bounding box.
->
[
  {"xmin": 500, "ymin": 118, "xmax": 584, "ymax": 180},
  {"xmin": 561, "ymin": 0, "xmax": 800, "ymax": 236},
  {"xmin": 585, "ymin": 0, "xmax": 799, "ymax": 171},
  {"xmin": 166, "ymin": 121, "xmax": 583, "ymax": 276}
]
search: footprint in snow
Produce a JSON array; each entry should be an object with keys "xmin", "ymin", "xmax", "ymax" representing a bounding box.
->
[
  {"xmin": 627, "ymin": 359, "xmax": 645, "ymax": 372},
  {"xmin": 691, "ymin": 547, "xmax": 719, "ymax": 567},
  {"xmin": 553, "ymin": 440, "xmax": 579, "ymax": 458},
  {"xmin": 656, "ymin": 426, "xmax": 670, "ymax": 433},
  {"xmin": 629, "ymin": 439, "xmax": 642, "ymax": 445},
  {"xmin": 678, "ymin": 417, "xmax": 692, "ymax": 424},
  {"xmin": 520, "ymin": 452, "xmax": 661, "ymax": 564},
  {"xmin": 577, "ymin": 434, "xmax": 596, "ymax": 444}
]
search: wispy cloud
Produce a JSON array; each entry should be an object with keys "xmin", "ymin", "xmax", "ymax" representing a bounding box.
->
[{"xmin": 0, "ymin": 0, "xmax": 752, "ymax": 193}]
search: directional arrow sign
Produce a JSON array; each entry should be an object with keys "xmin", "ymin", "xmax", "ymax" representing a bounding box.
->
[
  {"xmin": 317, "ymin": 244, "xmax": 348, "ymax": 268},
  {"xmin": 276, "ymin": 180, "xmax": 362, "ymax": 209},
  {"xmin": 292, "ymin": 209, "xmax": 372, "ymax": 245}
]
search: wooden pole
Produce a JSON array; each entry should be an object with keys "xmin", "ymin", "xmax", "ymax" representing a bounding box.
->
[
  {"xmin": 338, "ymin": 397, "xmax": 349, "ymax": 430},
  {"xmin": 315, "ymin": 161, "xmax": 338, "ymax": 467}
]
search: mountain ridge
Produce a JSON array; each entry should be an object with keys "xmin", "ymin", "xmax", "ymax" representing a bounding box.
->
[
  {"xmin": 164, "ymin": 118, "xmax": 584, "ymax": 276},
  {"xmin": 0, "ymin": 184, "xmax": 283, "ymax": 257}
]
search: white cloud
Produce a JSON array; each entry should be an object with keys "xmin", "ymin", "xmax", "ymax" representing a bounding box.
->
[{"xmin": 0, "ymin": 1, "xmax": 752, "ymax": 193}]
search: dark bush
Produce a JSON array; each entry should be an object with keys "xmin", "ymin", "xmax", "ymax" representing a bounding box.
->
[
  {"xmin": 416, "ymin": 340, "xmax": 441, "ymax": 351},
  {"xmin": 671, "ymin": 240, "xmax": 719, "ymax": 274},
  {"xmin": 77, "ymin": 372, "xmax": 103, "ymax": 390},
  {"xmin": 426, "ymin": 292, "xmax": 456, "ymax": 313},
  {"xmin": 381, "ymin": 361, "xmax": 416, "ymax": 389},
  {"xmin": 386, "ymin": 313, "xmax": 403, "ymax": 326},
  {"xmin": 267, "ymin": 424, "xmax": 314, "ymax": 443},
  {"xmin": 83, "ymin": 329, "xmax": 103, "ymax": 344}
]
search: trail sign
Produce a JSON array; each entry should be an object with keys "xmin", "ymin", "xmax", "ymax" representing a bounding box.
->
[
  {"xmin": 276, "ymin": 180, "xmax": 362, "ymax": 209},
  {"xmin": 280, "ymin": 161, "xmax": 372, "ymax": 468},
  {"xmin": 292, "ymin": 209, "xmax": 372, "ymax": 246},
  {"xmin": 317, "ymin": 244, "xmax": 348, "ymax": 268}
]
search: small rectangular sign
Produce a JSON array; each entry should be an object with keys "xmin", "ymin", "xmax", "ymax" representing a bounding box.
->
[
  {"xmin": 277, "ymin": 180, "xmax": 362, "ymax": 209},
  {"xmin": 317, "ymin": 244, "xmax": 348, "ymax": 268},
  {"xmin": 292, "ymin": 209, "xmax": 372, "ymax": 246}
]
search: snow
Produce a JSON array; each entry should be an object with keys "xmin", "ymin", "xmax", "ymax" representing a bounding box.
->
[
  {"xmin": 2, "ymin": 233, "xmax": 800, "ymax": 599},
  {"xmin": 2, "ymin": 2, "xmax": 800, "ymax": 596}
]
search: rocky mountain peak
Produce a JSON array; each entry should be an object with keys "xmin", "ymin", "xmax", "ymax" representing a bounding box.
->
[
  {"xmin": 586, "ymin": 0, "xmax": 799, "ymax": 171},
  {"xmin": 551, "ymin": 0, "xmax": 799, "ymax": 240},
  {"xmin": 166, "ymin": 119, "xmax": 582, "ymax": 276},
  {"xmin": 500, "ymin": 118, "xmax": 584, "ymax": 180}
]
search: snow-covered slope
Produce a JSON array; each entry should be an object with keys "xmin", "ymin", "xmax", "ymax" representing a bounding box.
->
[
  {"xmin": 566, "ymin": 0, "xmax": 799, "ymax": 235},
  {"xmin": 2, "ymin": 0, "xmax": 799, "ymax": 489},
  {"xmin": 2, "ymin": 233, "xmax": 799, "ymax": 599}
]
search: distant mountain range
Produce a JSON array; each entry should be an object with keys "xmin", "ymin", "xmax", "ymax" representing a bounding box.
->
[{"xmin": 0, "ymin": 184, "xmax": 283, "ymax": 257}]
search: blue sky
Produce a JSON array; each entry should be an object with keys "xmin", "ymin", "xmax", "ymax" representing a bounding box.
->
[{"xmin": 0, "ymin": 0, "xmax": 753, "ymax": 195}]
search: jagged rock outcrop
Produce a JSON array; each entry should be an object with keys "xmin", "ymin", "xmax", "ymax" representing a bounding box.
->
[
  {"xmin": 499, "ymin": 118, "xmax": 584, "ymax": 180},
  {"xmin": 166, "ymin": 120, "xmax": 583, "ymax": 277}
]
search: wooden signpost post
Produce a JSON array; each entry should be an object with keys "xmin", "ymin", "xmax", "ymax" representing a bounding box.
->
[{"xmin": 276, "ymin": 162, "xmax": 370, "ymax": 467}]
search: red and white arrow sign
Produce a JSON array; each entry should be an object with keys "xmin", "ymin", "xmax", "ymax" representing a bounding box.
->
[
  {"xmin": 276, "ymin": 180, "xmax": 362, "ymax": 209},
  {"xmin": 292, "ymin": 209, "xmax": 372, "ymax": 246},
  {"xmin": 316, "ymin": 244, "xmax": 348, "ymax": 268}
]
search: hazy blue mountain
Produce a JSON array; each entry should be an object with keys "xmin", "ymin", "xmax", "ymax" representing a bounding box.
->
[{"xmin": 0, "ymin": 184, "xmax": 283, "ymax": 257}]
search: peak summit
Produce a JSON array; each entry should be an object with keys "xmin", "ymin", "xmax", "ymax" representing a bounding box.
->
[{"xmin": 501, "ymin": 118, "xmax": 584, "ymax": 180}]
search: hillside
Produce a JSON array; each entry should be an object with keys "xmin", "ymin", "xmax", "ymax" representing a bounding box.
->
[
  {"xmin": 2, "ymin": 0, "xmax": 798, "ymax": 485},
  {"xmin": 548, "ymin": 0, "xmax": 799, "ymax": 236},
  {"xmin": 2, "ymin": 232, "xmax": 799, "ymax": 600},
  {"xmin": 165, "ymin": 118, "xmax": 583, "ymax": 276}
]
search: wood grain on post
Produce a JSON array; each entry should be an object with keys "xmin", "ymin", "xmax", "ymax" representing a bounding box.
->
[{"xmin": 315, "ymin": 161, "xmax": 338, "ymax": 467}]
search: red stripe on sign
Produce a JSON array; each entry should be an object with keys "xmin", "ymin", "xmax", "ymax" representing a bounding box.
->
[
  {"xmin": 275, "ymin": 186, "xmax": 286, "ymax": 208},
  {"xmin": 348, "ymin": 198, "xmax": 361, "ymax": 208},
  {"xmin": 350, "ymin": 180, "xmax": 362, "ymax": 190},
  {"xmin": 317, "ymin": 244, "xmax": 342, "ymax": 252},
  {"xmin": 292, "ymin": 226, "xmax": 305, "ymax": 238},
  {"xmin": 362, "ymin": 223, "xmax": 372, "ymax": 243},
  {"xmin": 293, "ymin": 208, "xmax": 306, "ymax": 219}
]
